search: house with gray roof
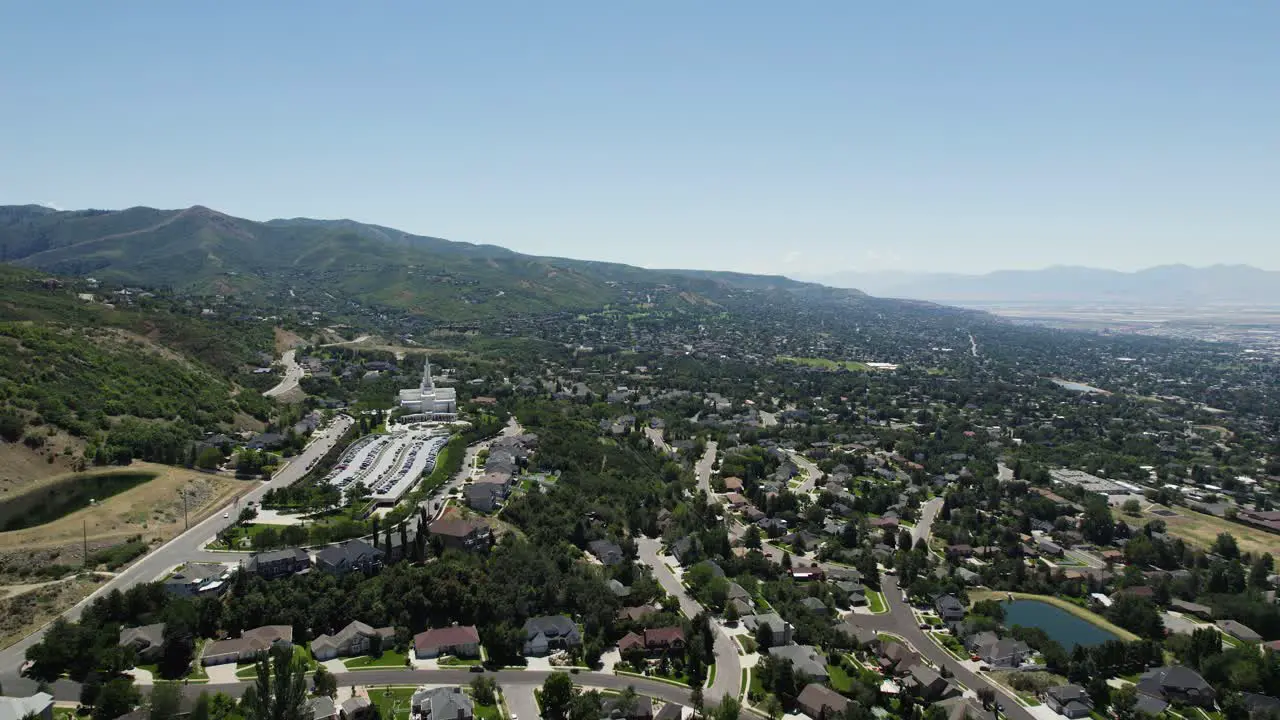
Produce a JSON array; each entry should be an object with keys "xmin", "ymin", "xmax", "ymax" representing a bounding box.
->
[
  {"xmin": 412, "ymin": 687, "xmax": 473, "ymax": 720},
  {"xmin": 308, "ymin": 697, "xmax": 337, "ymax": 720},
  {"xmin": 310, "ymin": 621, "xmax": 395, "ymax": 660},
  {"xmin": 316, "ymin": 539, "xmax": 383, "ymax": 576},
  {"xmin": 1216, "ymin": 619, "xmax": 1262, "ymax": 644},
  {"xmin": 523, "ymin": 616, "xmax": 582, "ymax": 656},
  {"xmin": 1044, "ymin": 685, "xmax": 1092, "ymax": 719},
  {"xmin": 743, "ymin": 613, "xmax": 793, "ymax": 648},
  {"xmin": 797, "ymin": 685, "xmax": 848, "ymax": 720},
  {"xmin": 1136, "ymin": 665, "xmax": 1215, "ymax": 708},
  {"xmin": 119, "ymin": 623, "xmax": 166, "ymax": 662},
  {"xmin": 0, "ymin": 693, "xmax": 53, "ymax": 720},
  {"xmin": 766, "ymin": 644, "xmax": 828, "ymax": 681}
]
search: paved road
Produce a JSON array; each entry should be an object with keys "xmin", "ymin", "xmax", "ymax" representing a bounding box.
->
[
  {"xmin": 913, "ymin": 497, "xmax": 944, "ymax": 546},
  {"xmin": 0, "ymin": 415, "xmax": 355, "ymax": 673},
  {"xmin": 643, "ymin": 427, "xmax": 669, "ymax": 455},
  {"xmin": 17, "ymin": 668, "xmax": 693, "ymax": 708},
  {"xmin": 855, "ymin": 580, "xmax": 1031, "ymax": 720},
  {"xmin": 637, "ymin": 538, "xmax": 740, "ymax": 705},
  {"xmin": 695, "ymin": 441, "xmax": 718, "ymax": 495},
  {"xmin": 264, "ymin": 349, "xmax": 305, "ymax": 398},
  {"xmin": 786, "ymin": 451, "xmax": 824, "ymax": 496}
]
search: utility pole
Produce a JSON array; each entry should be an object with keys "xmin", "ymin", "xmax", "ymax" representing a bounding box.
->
[
  {"xmin": 83, "ymin": 498, "xmax": 93, "ymax": 567},
  {"xmin": 182, "ymin": 486, "xmax": 189, "ymax": 531}
]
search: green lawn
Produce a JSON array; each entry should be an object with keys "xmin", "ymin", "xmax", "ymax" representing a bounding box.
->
[
  {"xmin": 738, "ymin": 636, "xmax": 758, "ymax": 654},
  {"xmin": 706, "ymin": 662, "xmax": 716, "ymax": 688},
  {"xmin": 473, "ymin": 703, "xmax": 501, "ymax": 720},
  {"xmin": 368, "ymin": 687, "xmax": 416, "ymax": 720},
  {"xmin": 748, "ymin": 670, "xmax": 765, "ymax": 701},
  {"xmin": 827, "ymin": 662, "xmax": 855, "ymax": 693},
  {"xmin": 867, "ymin": 590, "xmax": 888, "ymax": 614},
  {"xmin": 1220, "ymin": 632, "xmax": 1244, "ymax": 649},
  {"xmin": 345, "ymin": 650, "xmax": 409, "ymax": 669}
]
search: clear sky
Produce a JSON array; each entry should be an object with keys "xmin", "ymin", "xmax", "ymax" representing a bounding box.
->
[{"xmin": 2, "ymin": 2, "xmax": 1277, "ymax": 275}]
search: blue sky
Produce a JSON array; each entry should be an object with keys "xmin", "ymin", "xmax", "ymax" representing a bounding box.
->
[{"xmin": 2, "ymin": 2, "xmax": 1276, "ymax": 275}]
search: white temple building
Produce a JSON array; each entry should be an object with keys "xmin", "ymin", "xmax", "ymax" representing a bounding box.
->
[{"xmin": 398, "ymin": 356, "xmax": 456, "ymax": 417}]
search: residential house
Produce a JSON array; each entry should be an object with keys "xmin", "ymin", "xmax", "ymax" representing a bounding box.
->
[
  {"xmin": 1170, "ymin": 599, "xmax": 1212, "ymax": 620},
  {"xmin": 1240, "ymin": 693, "xmax": 1280, "ymax": 720},
  {"xmin": 723, "ymin": 477, "xmax": 744, "ymax": 492},
  {"xmin": 766, "ymin": 645, "xmax": 828, "ymax": 681},
  {"xmin": 836, "ymin": 621, "xmax": 880, "ymax": 651},
  {"xmin": 202, "ymin": 626, "xmax": 294, "ymax": 665},
  {"xmin": 956, "ymin": 568, "xmax": 981, "ymax": 585},
  {"xmin": 652, "ymin": 704, "xmax": 681, "ymax": 720},
  {"xmin": 316, "ymin": 539, "xmax": 384, "ymax": 576},
  {"xmin": 1136, "ymin": 666, "xmax": 1216, "ymax": 709},
  {"xmin": 743, "ymin": 613, "xmax": 793, "ymax": 648},
  {"xmin": 119, "ymin": 623, "xmax": 166, "ymax": 662},
  {"xmin": 588, "ymin": 540, "xmax": 625, "ymax": 566},
  {"xmin": 428, "ymin": 518, "xmax": 492, "ymax": 553},
  {"xmin": 907, "ymin": 663, "xmax": 954, "ymax": 702},
  {"xmin": 308, "ymin": 697, "xmax": 338, "ymax": 720},
  {"xmin": 869, "ymin": 516, "xmax": 899, "ymax": 530},
  {"xmin": 964, "ymin": 632, "xmax": 999, "ymax": 655},
  {"xmin": 248, "ymin": 548, "xmax": 311, "ymax": 579},
  {"xmin": 879, "ymin": 642, "xmax": 921, "ymax": 675},
  {"xmin": 341, "ymin": 697, "xmax": 372, "ymax": 720},
  {"xmin": 163, "ymin": 563, "xmax": 230, "ymax": 598},
  {"xmin": 1217, "ymin": 620, "xmax": 1262, "ymax": 644},
  {"xmin": 978, "ymin": 638, "xmax": 1031, "ymax": 668},
  {"xmin": 800, "ymin": 597, "xmax": 829, "ymax": 616},
  {"xmin": 608, "ymin": 579, "xmax": 631, "ymax": 598},
  {"xmin": 1044, "ymin": 685, "xmax": 1092, "ymax": 719},
  {"xmin": 0, "ymin": 693, "xmax": 53, "ymax": 720},
  {"xmin": 523, "ymin": 616, "xmax": 581, "ymax": 656},
  {"xmin": 833, "ymin": 581, "xmax": 867, "ymax": 606},
  {"xmin": 723, "ymin": 493, "xmax": 749, "ymax": 509},
  {"xmin": 1038, "ymin": 539, "xmax": 1064, "ymax": 557},
  {"xmin": 464, "ymin": 484, "xmax": 502, "ymax": 513},
  {"xmin": 618, "ymin": 627, "xmax": 685, "ymax": 655},
  {"xmin": 796, "ymin": 684, "xmax": 849, "ymax": 720},
  {"xmin": 310, "ymin": 621, "xmax": 395, "ymax": 661},
  {"xmin": 617, "ymin": 605, "xmax": 658, "ymax": 623},
  {"xmin": 935, "ymin": 595, "xmax": 966, "ymax": 623},
  {"xmin": 414, "ymin": 626, "xmax": 481, "ymax": 659},
  {"xmin": 726, "ymin": 582, "xmax": 754, "ymax": 616},
  {"xmin": 412, "ymin": 687, "xmax": 473, "ymax": 720}
]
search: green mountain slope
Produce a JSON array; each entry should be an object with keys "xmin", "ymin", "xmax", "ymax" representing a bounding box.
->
[
  {"xmin": 0, "ymin": 205, "xmax": 862, "ymax": 320},
  {"xmin": 0, "ymin": 265, "xmax": 273, "ymax": 462}
]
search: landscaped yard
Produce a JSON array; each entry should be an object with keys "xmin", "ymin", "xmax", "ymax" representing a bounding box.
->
[
  {"xmin": 867, "ymin": 590, "xmax": 888, "ymax": 614},
  {"xmin": 932, "ymin": 632, "xmax": 967, "ymax": 660},
  {"xmin": 738, "ymin": 636, "xmax": 758, "ymax": 654},
  {"xmin": 345, "ymin": 650, "xmax": 409, "ymax": 669},
  {"xmin": 439, "ymin": 655, "xmax": 483, "ymax": 666},
  {"xmin": 473, "ymin": 703, "xmax": 501, "ymax": 720},
  {"xmin": 368, "ymin": 687, "xmax": 416, "ymax": 720},
  {"xmin": 827, "ymin": 662, "xmax": 855, "ymax": 693},
  {"xmin": 776, "ymin": 356, "xmax": 871, "ymax": 372}
]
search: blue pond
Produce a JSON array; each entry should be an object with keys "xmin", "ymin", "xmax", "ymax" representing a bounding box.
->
[{"xmin": 1002, "ymin": 599, "xmax": 1120, "ymax": 650}]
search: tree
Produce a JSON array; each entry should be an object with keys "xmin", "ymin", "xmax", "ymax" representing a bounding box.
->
[
  {"xmin": 159, "ymin": 601, "xmax": 198, "ymax": 679},
  {"xmin": 1086, "ymin": 675, "xmax": 1110, "ymax": 712},
  {"xmin": 761, "ymin": 694, "xmax": 783, "ymax": 720},
  {"xmin": 1082, "ymin": 499, "xmax": 1114, "ymax": 545},
  {"xmin": 897, "ymin": 529, "xmax": 913, "ymax": 551},
  {"xmin": 1213, "ymin": 532, "xmax": 1240, "ymax": 559},
  {"xmin": 190, "ymin": 693, "xmax": 212, "ymax": 720},
  {"xmin": 149, "ymin": 682, "xmax": 183, "ymax": 720},
  {"xmin": 1122, "ymin": 499, "xmax": 1141, "ymax": 516},
  {"xmin": 755, "ymin": 622, "xmax": 774, "ymax": 652},
  {"xmin": 243, "ymin": 646, "xmax": 309, "ymax": 720},
  {"xmin": 541, "ymin": 672, "xmax": 575, "ymax": 720},
  {"xmin": 976, "ymin": 687, "xmax": 995, "ymax": 710},
  {"xmin": 93, "ymin": 677, "xmax": 141, "ymax": 720},
  {"xmin": 710, "ymin": 695, "xmax": 741, "ymax": 720},
  {"xmin": 196, "ymin": 447, "xmax": 224, "ymax": 470},
  {"xmin": 312, "ymin": 665, "xmax": 337, "ymax": 698},
  {"xmin": 369, "ymin": 633, "xmax": 383, "ymax": 659},
  {"xmin": 1111, "ymin": 686, "xmax": 1138, "ymax": 720},
  {"xmin": 470, "ymin": 676, "xmax": 497, "ymax": 706},
  {"xmin": 689, "ymin": 687, "xmax": 705, "ymax": 714}
]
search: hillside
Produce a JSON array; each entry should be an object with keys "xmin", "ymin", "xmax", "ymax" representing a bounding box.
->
[
  {"xmin": 806, "ymin": 264, "xmax": 1280, "ymax": 307},
  {"xmin": 0, "ymin": 264, "xmax": 274, "ymax": 476},
  {"xmin": 0, "ymin": 204, "xmax": 862, "ymax": 320}
]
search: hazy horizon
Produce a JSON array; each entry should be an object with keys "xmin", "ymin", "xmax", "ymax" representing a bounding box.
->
[{"xmin": 3, "ymin": 2, "xmax": 1278, "ymax": 275}]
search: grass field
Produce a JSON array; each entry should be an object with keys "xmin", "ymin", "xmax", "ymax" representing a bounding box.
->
[
  {"xmin": 968, "ymin": 590, "xmax": 1139, "ymax": 641},
  {"xmin": 867, "ymin": 590, "xmax": 888, "ymax": 614},
  {"xmin": 345, "ymin": 650, "xmax": 409, "ymax": 669},
  {"xmin": 1139, "ymin": 504, "xmax": 1276, "ymax": 556},
  {"xmin": 0, "ymin": 463, "xmax": 245, "ymax": 554},
  {"xmin": 368, "ymin": 687, "xmax": 416, "ymax": 720},
  {"xmin": 776, "ymin": 356, "xmax": 871, "ymax": 372},
  {"xmin": 0, "ymin": 575, "xmax": 105, "ymax": 649}
]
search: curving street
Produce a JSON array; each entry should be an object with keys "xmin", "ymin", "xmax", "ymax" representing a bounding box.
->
[{"xmin": 263, "ymin": 349, "xmax": 306, "ymax": 398}]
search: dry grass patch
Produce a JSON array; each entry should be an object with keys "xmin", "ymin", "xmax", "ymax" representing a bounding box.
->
[
  {"xmin": 0, "ymin": 575, "xmax": 106, "ymax": 649},
  {"xmin": 1139, "ymin": 504, "xmax": 1275, "ymax": 556}
]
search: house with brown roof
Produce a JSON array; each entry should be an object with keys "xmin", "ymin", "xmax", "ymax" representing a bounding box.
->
[
  {"xmin": 428, "ymin": 518, "xmax": 492, "ymax": 553},
  {"xmin": 796, "ymin": 684, "xmax": 849, "ymax": 720},
  {"xmin": 310, "ymin": 621, "xmax": 395, "ymax": 660},
  {"xmin": 414, "ymin": 625, "xmax": 481, "ymax": 659},
  {"xmin": 618, "ymin": 627, "xmax": 685, "ymax": 655},
  {"xmin": 202, "ymin": 626, "xmax": 294, "ymax": 665},
  {"xmin": 617, "ymin": 605, "xmax": 658, "ymax": 623},
  {"xmin": 722, "ymin": 477, "xmax": 744, "ymax": 492}
]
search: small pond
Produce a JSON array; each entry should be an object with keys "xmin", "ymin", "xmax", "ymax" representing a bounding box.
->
[
  {"xmin": 1002, "ymin": 599, "xmax": 1120, "ymax": 650},
  {"xmin": 0, "ymin": 471, "xmax": 156, "ymax": 531}
]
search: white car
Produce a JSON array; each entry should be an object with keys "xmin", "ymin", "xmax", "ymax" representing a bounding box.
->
[{"xmin": 222, "ymin": 512, "xmax": 230, "ymax": 518}]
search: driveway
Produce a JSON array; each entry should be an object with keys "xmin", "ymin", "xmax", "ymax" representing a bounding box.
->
[{"xmin": 695, "ymin": 442, "xmax": 718, "ymax": 495}]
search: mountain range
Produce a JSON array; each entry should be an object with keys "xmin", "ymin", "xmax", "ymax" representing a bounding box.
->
[
  {"xmin": 804, "ymin": 265, "xmax": 1280, "ymax": 307},
  {"xmin": 0, "ymin": 204, "xmax": 864, "ymax": 320}
]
